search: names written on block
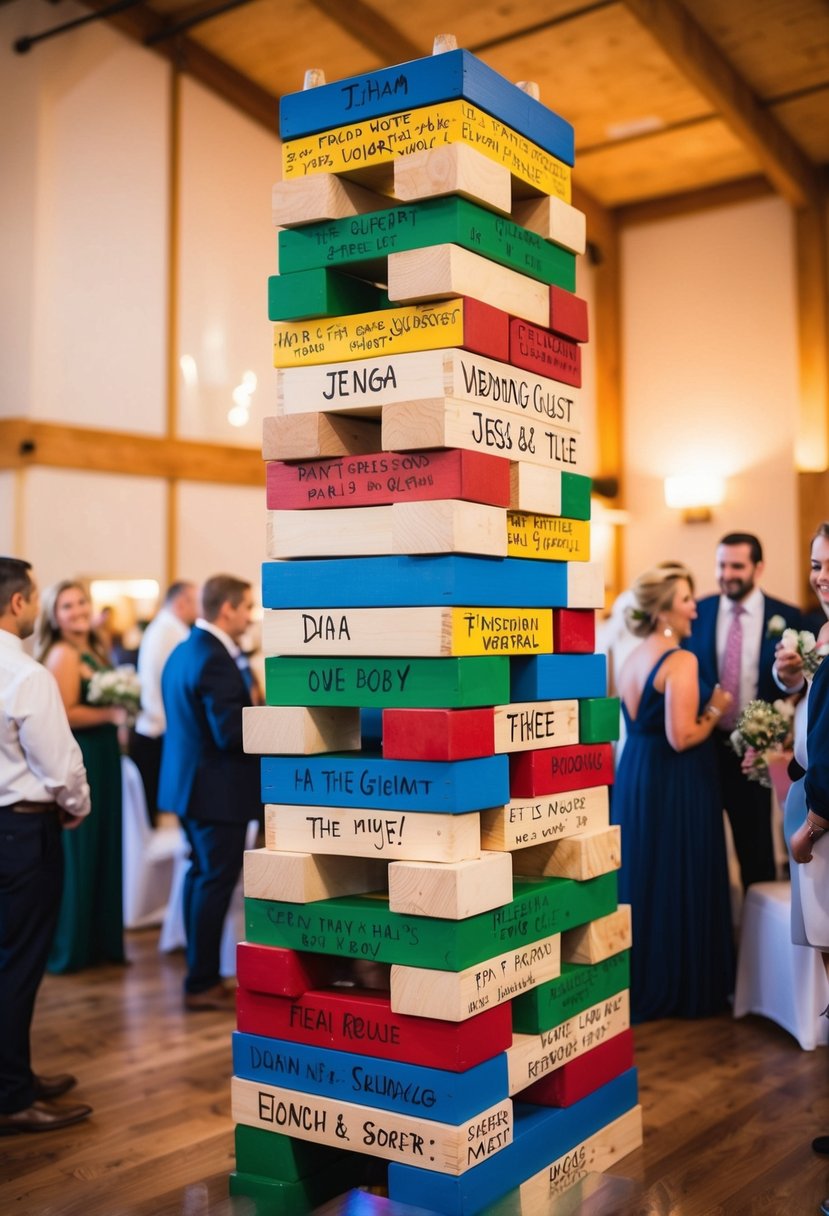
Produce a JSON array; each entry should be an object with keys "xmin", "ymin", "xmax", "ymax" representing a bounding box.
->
[
  {"xmin": 481, "ymin": 785, "xmax": 610, "ymax": 851},
  {"xmin": 492, "ymin": 699, "xmax": 579, "ymax": 754},
  {"xmin": 512, "ymin": 950, "xmax": 630, "ymax": 1035},
  {"xmin": 510, "ymin": 318, "xmax": 582, "ymax": 387},
  {"xmin": 264, "ymin": 803, "xmax": 482, "ymax": 863},
  {"xmin": 506, "ymin": 512, "xmax": 590, "ymax": 561},
  {"xmin": 274, "ymin": 299, "xmax": 466, "ymax": 367},
  {"xmin": 507, "ymin": 990, "xmax": 630, "ymax": 1094},
  {"xmin": 518, "ymin": 1106, "xmax": 643, "ymax": 1207}
]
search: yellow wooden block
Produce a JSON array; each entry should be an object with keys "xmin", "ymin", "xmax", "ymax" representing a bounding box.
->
[
  {"xmin": 511, "ymin": 826, "xmax": 622, "ymax": 881},
  {"xmin": 262, "ymin": 412, "xmax": 380, "ymax": 460},
  {"xmin": 272, "ymin": 173, "xmax": 386, "ymax": 228},
  {"xmin": 506, "ymin": 990, "xmax": 630, "ymax": 1094},
  {"xmin": 394, "ymin": 145, "xmax": 512, "ymax": 214},
  {"xmin": 387, "ymin": 852, "xmax": 512, "ymax": 919},
  {"xmin": 506, "ymin": 512, "xmax": 591, "ymax": 561},
  {"xmin": 282, "ymin": 99, "xmax": 571, "ymax": 201},
  {"xmin": 264, "ymin": 803, "xmax": 482, "ymax": 863},
  {"xmin": 273, "ymin": 299, "xmax": 467, "ymax": 368},
  {"xmin": 232, "ymin": 1076, "xmax": 513, "ymax": 1176},
  {"xmin": 387, "ymin": 245, "xmax": 549, "ymax": 327},
  {"xmin": 519, "ymin": 1106, "xmax": 643, "ymax": 1206},
  {"xmin": 512, "ymin": 195, "xmax": 587, "ymax": 255},
  {"xmin": 452, "ymin": 608, "xmax": 553, "ymax": 657},
  {"xmin": 492, "ymin": 699, "xmax": 579, "ymax": 754},
  {"xmin": 480, "ymin": 785, "xmax": 610, "ymax": 852},
  {"xmin": 560, "ymin": 905, "xmax": 632, "ymax": 965},
  {"xmin": 391, "ymin": 933, "xmax": 561, "ymax": 1022},
  {"xmin": 243, "ymin": 848, "xmax": 387, "ymax": 903},
  {"xmin": 242, "ymin": 705, "xmax": 361, "ymax": 755}
]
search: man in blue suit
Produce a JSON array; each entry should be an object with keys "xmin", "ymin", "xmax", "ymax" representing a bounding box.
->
[
  {"xmin": 159, "ymin": 574, "xmax": 261, "ymax": 1011},
  {"xmin": 686, "ymin": 532, "xmax": 809, "ymax": 892}
]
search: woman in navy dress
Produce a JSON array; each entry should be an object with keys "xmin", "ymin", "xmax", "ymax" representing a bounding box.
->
[{"xmin": 612, "ymin": 562, "xmax": 734, "ymax": 1021}]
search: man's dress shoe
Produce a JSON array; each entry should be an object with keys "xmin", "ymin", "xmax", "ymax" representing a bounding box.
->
[
  {"xmin": 0, "ymin": 1099, "xmax": 92, "ymax": 1134},
  {"xmin": 813, "ymin": 1136, "xmax": 829, "ymax": 1155},
  {"xmin": 33, "ymin": 1073, "xmax": 77, "ymax": 1100},
  {"xmin": 184, "ymin": 982, "xmax": 236, "ymax": 1012}
]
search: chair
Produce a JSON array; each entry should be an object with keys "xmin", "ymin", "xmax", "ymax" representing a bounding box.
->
[
  {"xmin": 158, "ymin": 819, "xmax": 259, "ymax": 977},
  {"xmin": 122, "ymin": 755, "xmax": 189, "ymax": 930},
  {"xmin": 733, "ymin": 881, "xmax": 829, "ymax": 1051}
]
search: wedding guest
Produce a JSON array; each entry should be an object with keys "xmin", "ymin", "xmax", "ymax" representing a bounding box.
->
[
  {"xmin": 685, "ymin": 532, "xmax": 811, "ymax": 891},
  {"xmin": 158, "ymin": 575, "xmax": 261, "ymax": 1012},
  {"xmin": 34, "ymin": 581, "xmax": 126, "ymax": 973},
  {"xmin": 130, "ymin": 581, "xmax": 198, "ymax": 825},
  {"xmin": 0, "ymin": 558, "xmax": 93, "ymax": 1132},
  {"xmin": 612, "ymin": 562, "xmax": 734, "ymax": 1021}
]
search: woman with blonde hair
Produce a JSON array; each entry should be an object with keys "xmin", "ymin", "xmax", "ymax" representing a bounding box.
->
[
  {"xmin": 612, "ymin": 561, "xmax": 734, "ymax": 1021},
  {"xmin": 34, "ymin": 581, "xmax": 126, "ymax": 972}
]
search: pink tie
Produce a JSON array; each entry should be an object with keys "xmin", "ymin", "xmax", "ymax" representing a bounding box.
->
[{"xmin": 719, "ymin": 603, "xmax": 745, "ymax": 730}]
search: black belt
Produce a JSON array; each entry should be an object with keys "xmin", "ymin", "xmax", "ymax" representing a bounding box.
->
[{"xmin": 3, "ymin": 801, "xmax": 57, "ymax": 814}]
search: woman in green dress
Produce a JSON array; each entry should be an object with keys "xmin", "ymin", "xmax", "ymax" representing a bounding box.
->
[{"xmin": 35, "ymin": 581, "xmax": 126, "ymax": 973}]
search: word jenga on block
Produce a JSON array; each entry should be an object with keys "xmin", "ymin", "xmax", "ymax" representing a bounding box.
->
[{"xmin": 230, "ymin": 38, "xmax": 642, "ymax": 1215}]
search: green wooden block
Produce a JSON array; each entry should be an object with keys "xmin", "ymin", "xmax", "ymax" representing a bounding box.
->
[
  {"xmin": 229, "ymin": 1160, "xmax": 363, "ymax": 1213},
  {"xmin": 277, "ymin": 196, "xmax": 576, "ymax": 290},
  {"xmin": 268, "ymin": 267, "xmax": 390, "ymax": 321},
  {"xmin": 579, "ymin": 697, "xmax": 621, "ymax": 742},
  {"xmin": 234, "ymin": 1124, "xmax": 352, "ymax": 1182},
  {"xmin": 561, "ymin": 472, "xmax": 592, "ymax": 521},
  {"xmin": 511, "ymin": 950, "xmax": 630, "ymax": 1034},
  {"xmin": 244, "ymin": 872, "xmax": 617, "ymax": 971},
  {"xmin": 264, "ymin": 655, "xmax": 510, "ymax": 708}
]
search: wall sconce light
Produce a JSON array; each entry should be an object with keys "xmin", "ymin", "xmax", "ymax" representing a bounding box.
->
[{"xmin": 664, "ymin": 474, "xmax": 725, "ymax": 524}]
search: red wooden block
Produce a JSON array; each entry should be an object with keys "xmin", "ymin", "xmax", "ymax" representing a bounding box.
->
[
  {"xmin": 462, "ymin": 297, "xmax": 510, "ymax": 362},
  {"xmin": 265, "ymin": 448, "xmax": 511, "ymax": 511},
  {"xmin": 383, "ymin": 707, "xmax": 494, "ymax": 760},
  {"xmin": 549, "ymin": 285, "xmax": 589, "ymax": 343},
  {"xmin": 553, "ymin": 608, "xmax": 596, "ymax": 654},
  {"xmin": 518, "ymin": 1027, "xmax": 634, "ymax": 1107},
  {"xmin": 510, "ymin": 742, "xmax": 614, "ymax": 797},
  {"xmin": 236, "ymin": 985, "xmax": 513, "ymax": 1071},
  {"xmin": 509, "ymin": 318, "xmax": 581, "ymax": 387},
  {"xmin": 236, "ymin": 943, "xmax": 336, "ymax": 997}
]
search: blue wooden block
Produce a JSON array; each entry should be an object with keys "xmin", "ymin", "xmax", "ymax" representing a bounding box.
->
[
  {"xmin": 261, "ymin": 753, "xmax": 510, "ymax": 813},
  {"xmin": 232, "ymin": 1031, "xmax": 509, "ymax": 1123},
  {"xmin": 261, "ymin": 556, "xmax": 570, "ymax": 609},
  {"xmin": 387, "ymin": 1068, "xmax": 638, "ymax": 1215},
  {"xmin": 510, "ymin": 654, "xmax": 607, "ymax": 702},
  {"xmin": 278, "ymin": 49, "xmax": 575, "ymax": 165},
  {"xmin": 361, "ymin": 707, "xmax": 383, "ymax": 748}
]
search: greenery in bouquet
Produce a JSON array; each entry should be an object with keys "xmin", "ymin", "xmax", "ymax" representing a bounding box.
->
[
  {"xmin": 780, "ymin": 627, "xmax": 829, "ymax": 678},
  {"xmin": 729, "ymin": 698, "xmax": 795, "ymax": 788},
  {"xmin": 87, "ymin": 665, "xmax": 141, "ymax": 723}
]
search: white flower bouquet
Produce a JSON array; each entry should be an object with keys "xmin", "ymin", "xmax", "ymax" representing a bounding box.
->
[
  {"xmin": 87, "ymin": 665, "xmax": 141, "ymax": 724},
  {"xmin": 766, "ymin": 614, "xmax": 787, "ymax": 638},
  {"xmin": 780, "ymin": 627, "xmax": 829, "ymax": 678},
  {"xmin": 729, "ymin": 698, "xmax": 795, "ymax": 787}
]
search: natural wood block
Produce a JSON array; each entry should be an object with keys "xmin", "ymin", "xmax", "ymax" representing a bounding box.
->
[
  {"xmin": 387, "ymin": 852, "xmax": 512, "ymax": 919},
  {"xmin": 235, "ymin": 985, "xmax": 514, "ymax": 1071},
  {"xmin": 393, "ymin": 499, "xmax": 506, "ymax": 557},
  {"xmin": 264, "ymin": 804, "xmax": 483, "ymax": 864},
  {"xmin": 553, "ymin": 608, "xmax": 596, "ymax": 653},
  {"xmin": 511, "ymin": 654, "xmax": 608, "ymax": 702},
  {"xmin": 391, "ymin": 933, "xmax": 561, "ymax": 1022},
  {"xmin": 260, "ymin": 752, "xmax": 509, "ymax": 814},
  {"xmin": 272, "ymin": 174, "xmax": 386, "ymax": 228},
  {"xmin": 509, "ymin": 743, "xmax": 615, "ymax": 798},
  {"xmin": 579, "ymin": 696, "xmax": 621, "ymax": 742},
  {"xmin": 236, "ymin": 942, "xmax": 336, "ymax": 998},
  {"xmin": 509, "ymin": 465, "xmax": 591, "ymax": 519},
  {"xmin": 512, "ymin": 949, "xmax": 630, "ymax": 1035},
  {"xmin": 381, "ymin": 399, "xmax": 580, "ymax": 473},
  {"xmin": 242, "ymin": 705, "xmax": 361, "ymax": 755},
  {"xmin": 511, "ymin": 826, "xmax": 622, "ymax": 881},
  {"xmin": 480, "ymin": 785, "xmax": 610, "ymax": 852},
  {"xmin": 512, "ymin": 195, "xmax": 587, "ymax": 254},
  {"xmin": 263, "ymin": 654, "xmax": 511, "ymax": 710},
  {"xmin": 517, "ymin": 1105, "xmax": 643, "ymax": 1207},
  {"xmin": 383, "ymin": 707, "xmax": 494, "ymax": 761},
  {"xmin": 561, "ymin": 905, "xmax": 632, "ymax": 965},
  {"xmin": 265, "ymin": 448, "xmax": 511, "ymax": 510},
  {"xmin": 510, "ymin": 318, "xmax": 582, "ymax": 387},
  {"xmin": 243, "ymin": 848, "xmax": 387, "ymax": 904},
  {"xmin": 506, "ymin": 511, "xmax": 590, "ymax": 562},
  {"xmin": 275, "ymin": 348, "xmax": 583, "ymax": 434},
  {"xmin": 394, "ymin": 145, "xmax": 511, "ymax": 214},
  {"xmin": 549, "ymin": 284, "xmax": 589, "ymax": 342},
  {"xmin": 387, "ymin": 244, "xmax": 550, "ymax": 327},
  {"xmin": 232, "ymin": 1076, "xmax": 513, "ymax": 1175},
  {"xmin": 267, "ymin": 267, "xmax": 388, "ymax": 321},
  {"xmin": 262, "ymin": 413, "xmax": 380, "ymax": 460},
  {"xmin": 507, "ymin": 989, "xmax": 630, "ymax": 1095},
  {"xmin": 566, "ymin": 561, "xmax": 605, "ymax": 608},
  {"xmin": 492, "ymin": 699, "xmax": 579, "ymax": 754},
  {"xmin": 282, "ymin": 99, "xmax": 572, "ymax": 202},
  {"xmin": 520, "ymin": 1026, "xmax": 635, "ymax": 1107}
]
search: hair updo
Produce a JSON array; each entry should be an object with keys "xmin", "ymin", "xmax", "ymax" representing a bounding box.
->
[{"xmin": 624, "ymin": 562, "xmax": 694, "ymax": 639}]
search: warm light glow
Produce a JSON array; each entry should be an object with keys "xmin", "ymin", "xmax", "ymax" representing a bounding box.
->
[
  {"xmin": 179, "ymin": 354, "xmax": 198, "ymax": 388},
  {"xmin": 664, "ymin": 474, "xmax": 725, "ymax": 510},
  {"xmin": 227, "ymin": 404, "xmax": 249, "ymax": 427},
  {"xmin": 90, "ymin": 579, "xmax": 160, "ymax": 603},
  {"xmin": 227, "ymin": 370, "xmax": 257, "ymax": 427}
]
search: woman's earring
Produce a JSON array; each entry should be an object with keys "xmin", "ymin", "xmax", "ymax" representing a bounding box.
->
[{"xmin": 662, "ymin": 622, "xmax": 674, "ymax": 638}]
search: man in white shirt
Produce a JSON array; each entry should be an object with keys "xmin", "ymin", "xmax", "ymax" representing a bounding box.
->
[
  {"xmin": 130, "ymin": 581, "xmax": 198, "ymax": 825},
  {"xmin": 0, "ymin": 557, "xmax": 93, "ymax": 1133}
]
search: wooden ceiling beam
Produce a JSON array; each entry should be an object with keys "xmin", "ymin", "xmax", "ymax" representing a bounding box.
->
[
  {"xmin": 305, "ymin": 0, "xmax": 422, "ymax": 67},
  {"xmin": 622, "ymin": 0, "xmax": 824, "ymax": 209}
]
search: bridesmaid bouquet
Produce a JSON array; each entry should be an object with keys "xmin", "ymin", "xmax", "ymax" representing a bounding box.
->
[
  {"xmin": 729, "ymin": 698, "xmax": 795, "ymax": 787},
  {"xmin": 87, "ymin": 665, "xmax": 142, "ymax": 724},
  {"xmin": 780, "ymin": 627, "xmax": 829, "ymax": 678}
]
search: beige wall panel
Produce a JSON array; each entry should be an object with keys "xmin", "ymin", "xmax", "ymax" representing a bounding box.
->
[
  {"xmin": 0, "ymin": 474, "xmax": 17, "ymax": 554},
  {"xmin": 176, "ymin": 481, "xmax": 264, "ymax": 591}
]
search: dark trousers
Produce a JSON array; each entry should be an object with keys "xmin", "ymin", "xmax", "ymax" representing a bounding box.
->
[
  {"xmin": 129, "ymin": 732, "xmax": 162, "ymax": 827},
  {"xmin": 180, "ymin": 818, "xmax": 248, "ymax": 995},
  {"xmin": 715, "ymin": 732, "xmax": 776, "ymax": 891},
  {"xmin": 0, "ymin": 808, "xmax": 63, "ymax": 1113}
]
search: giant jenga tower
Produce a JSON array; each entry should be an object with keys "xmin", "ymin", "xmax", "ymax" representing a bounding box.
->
[{"xmin": 230, "ymin": 39, "xmax": 642, "ymax": 1215}]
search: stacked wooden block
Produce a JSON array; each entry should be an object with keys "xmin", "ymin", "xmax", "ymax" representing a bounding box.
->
[{"xmin": 230, "ymin": 44, "xmax": 642, "ymax": 1215}]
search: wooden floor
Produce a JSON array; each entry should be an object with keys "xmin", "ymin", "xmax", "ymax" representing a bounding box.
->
[{"xmin": 2, "ymin": 928, "xmax": 828, "ymax": 1216}]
